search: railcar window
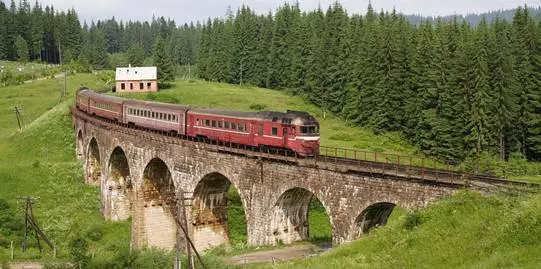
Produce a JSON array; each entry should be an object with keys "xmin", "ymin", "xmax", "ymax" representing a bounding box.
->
[
  {"xmin": 238, "ymin": 123, "xmax": 245, "ymax": 132},
  {"xmin": 205, "ymin": 120, "xmax": 210, "ymax": 126},
  {"xmin": 168, "ymin": 114, "xmax": 171, "ymax": 121},
  {"xmin": 225, "ymin": 121, "xmax": 230, "ymax": 129},
  {"xmin": 272, "ymin": 127, "xmax": 278, "ymax": 136},
  {"xmin": 218, "ymin": 121, "xmax": 223, "ymax": 128},
  {"xmin": 212, "ymin": 120, "xmax": 216, "ymax": 127},
  {"xmin": 231, "ymin": 122, "xmax": 236, "ymax": 130},
  {"xmin": 173, "ymin": 115, "xmax": 177, "ymax": 122}
]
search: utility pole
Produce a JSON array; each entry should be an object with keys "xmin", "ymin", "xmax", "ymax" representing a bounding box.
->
[
  {"xmin": 173, "ymin": 191, "xmax": 206, "ymax": 269},
  {"xmin": 14, "ymin": 105, "xmax": 24, "ymax": 131},
  {"xmin": 19, "ymin": 196, "xmax": 55, "ymax": 253}
]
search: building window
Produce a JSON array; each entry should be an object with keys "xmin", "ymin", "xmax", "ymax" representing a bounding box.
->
[
  {"xmin": 140, "ymin": 83, "xmax": 144, "ymax": 89},
  {"xmin": 130, "ymin": 83, "xmax": 133, "ymax": 90},
  {"xmin": 272, "ymin": 127, "xmax": 278, "ymax": 136},
  {"xmin": 147, "ymin": 82, "xmax": 151, "ymax": 89},
  {"xmin": 121, "ymin": 83, "xmax": 125, "ymax": 90}
]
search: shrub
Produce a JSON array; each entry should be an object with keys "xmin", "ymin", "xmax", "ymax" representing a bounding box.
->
[
  {"xmin": 249, "ymin": 103, "xmax": 267, "ymax": 111},
  {"xmin": 404, "ymin": 211, "xmax": 422, "ymax": 230}
]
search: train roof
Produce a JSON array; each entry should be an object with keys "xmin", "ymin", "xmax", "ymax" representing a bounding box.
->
[
  {"xmin": 123, "ymin": 99, "xmax": 190, "ymax": 111},
  {"xmin": 78, "ymin": 88, "xmax": 318, "ymax": 124},
  {"xmin": 190, "ymin": 108, "xmax": 319, "ymax": 124}
]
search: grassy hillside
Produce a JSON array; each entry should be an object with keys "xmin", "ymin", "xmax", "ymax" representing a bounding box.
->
[
  {"xmin": 0, "ymin": 74, "xmax": 132, "ymax": 263},
  {"xmin": 116, "ymin": 80, "xmax": 416, "ymax": 156},
  {"xmin": 1, "ymin": 76, "xmax": 540, "ymax": 268},
  {"xmin": 249, "ymin": 191, "xmax": 541, "ymax": 269}
]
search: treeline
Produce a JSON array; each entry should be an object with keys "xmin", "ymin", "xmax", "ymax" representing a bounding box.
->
[
  {"xmin": 198, "ymin": 4, "xmax": 541, "ymax": 162},
  {"xmin": 0, "ymin": 0, "xmax": 200, "ymax": 72}
]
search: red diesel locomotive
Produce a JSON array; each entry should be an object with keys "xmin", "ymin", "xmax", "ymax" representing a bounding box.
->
[{"xmin": 76, "ymin": 89, "xmax": 320, "ymax": 156}]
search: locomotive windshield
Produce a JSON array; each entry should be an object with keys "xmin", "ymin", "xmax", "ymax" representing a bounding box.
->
[{"xmin": 301, "ymin": 125, "xmax": 319, "ymax": 135}]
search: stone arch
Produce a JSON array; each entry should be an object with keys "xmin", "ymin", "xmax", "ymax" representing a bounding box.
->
[
  {"xmin": 138, "ymin": 158, "xmax": 177, "ymax": 250},
  {"xmin": 270, "ymin": 187, "xmax": 332, "ymax": 245},
  {"xmin": 86, "ymin": 137, "xmax": 101, "ymax": 185},
  {"xmin": 105, "ymin": 146, "xmax": 132, "ymax": 221},
  {"xmin": 191, "ymin": 172, "xmax": 246, "ymax": 251},
  {"xmin": 76, "ymin": 130, "xmax": 83, "ymax": 159},
  {"xmin": 353, "ymin": 202, "xmax": 396, "ymax": 238}
]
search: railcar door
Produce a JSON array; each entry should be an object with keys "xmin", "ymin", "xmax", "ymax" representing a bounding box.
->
[{"xmin": 283, "ymin": 127, "xmax": 288, "ymax": 147}]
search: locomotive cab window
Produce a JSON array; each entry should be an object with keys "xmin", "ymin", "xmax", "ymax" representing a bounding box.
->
[
  {"xmin": 272, "ymin": 127, "xmax": 278, "ymax": 136},
  {"xmin": 301, "ymin": 126, "xmax": 319, "ymax": 134},
  {"xmin": 238, "ymin": 123, "xmax": 245, "ymax": 132}
]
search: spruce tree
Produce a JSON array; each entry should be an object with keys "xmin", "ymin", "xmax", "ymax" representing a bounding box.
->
[
  {"xmin": 153, "ymin": 34, "xmax": 175, "ymax": 82},
  {"xmin": 126, "ymin": 43, "xmax": 145, "ymax": 66},
  {"xmin": 488, "ymin": 19, "xmax": 517, "ymax": 159},
  {"xmin": 15, "ymin": 35, "xmax": 29, "ymax": 63}
]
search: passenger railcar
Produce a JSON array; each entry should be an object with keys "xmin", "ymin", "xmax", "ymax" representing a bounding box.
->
[
  {"xmin": 75, "ymin": 88, "xmax": 320, "ymax": 156},
  {"xmin": 124, "ymin": 100, "xmax": 189, "ymax": 135}
]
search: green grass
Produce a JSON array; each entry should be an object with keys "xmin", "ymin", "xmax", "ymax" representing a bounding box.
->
[
  {"xmin": 248, "ymin": 191, "xmax": 541, "ymax": 269},
  {"xmin": 1, "ymin": 76, "xmax": 540, "ymax": 268},
  {"xmin": 116, "ymin": 80, "xmax": 416, "ymax": 156},
  {"xmin": 0, "ymin": 74, "xmax": 130, "ymax": 263}
]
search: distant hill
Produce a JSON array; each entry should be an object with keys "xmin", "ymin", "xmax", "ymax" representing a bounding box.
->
[{"xmin": 405, "ymin": 6, "xmax": 541, "ymax": 25}]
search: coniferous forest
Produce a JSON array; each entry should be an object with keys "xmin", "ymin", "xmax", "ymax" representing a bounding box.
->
[{"xmin": 1, "ymin": 0, "xmax": 541, "ymax": 163}]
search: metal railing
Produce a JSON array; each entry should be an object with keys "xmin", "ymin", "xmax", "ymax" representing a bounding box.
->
[{"xmin": 72, "ymin": 106, "xmax": 535, "ymax": 189}]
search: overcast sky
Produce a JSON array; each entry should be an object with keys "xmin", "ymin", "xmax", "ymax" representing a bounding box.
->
[{"xmin": 35, "ymin": 0, "xmax": 541, "ymax": 24}]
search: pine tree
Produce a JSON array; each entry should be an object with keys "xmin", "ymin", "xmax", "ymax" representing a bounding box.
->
[
  {"xmin": 252, "ymin": 13, "xmax": 273, "ymax": 87},
  {"xmin": 153, "ymin": 34, "xmax": 175, "ymax": 82},
  {"xmin": 488, "ymin": 19, "xmax": 517, "ymax": 159},
  {"xmin": 467, "ymin": 18, "xmax": 492, "ymax": 161},
  {"xmin": 126, "ymin": 43, "xmax": 145, "ymax": 66},
  {"xmin": 322, "ymin": 3, "xmax": 350, "ymax": 114},
  {"xmin": 0, "ymin": 1, "xmax": 8, "ymax": 59},
  {"xmin": 15, "ymin": 35, "xmax": 29, "ymax": 63}
]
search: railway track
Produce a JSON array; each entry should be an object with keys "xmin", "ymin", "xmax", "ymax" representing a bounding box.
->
[{"xmin": 72, "ymin": 106, "xmax": 538, "ymax": 191}]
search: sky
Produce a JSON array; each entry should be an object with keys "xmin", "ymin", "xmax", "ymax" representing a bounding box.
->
[{"xmin": 35, "ymin": 0, "xmax": 541, "ymax": 24}]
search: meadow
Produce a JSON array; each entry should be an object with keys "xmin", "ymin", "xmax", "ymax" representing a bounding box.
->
[{"xmin": 0, "ymin": 74, "xmax": 540, "ymax": 268}]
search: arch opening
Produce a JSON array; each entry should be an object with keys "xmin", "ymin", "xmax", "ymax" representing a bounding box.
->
[
  {"xmin": 76, "ymin": 130, "xmax": 83, "ymax": 158},
  {"xmin": 271, "ymin": 188, "xmax": 331, "ymax": 245},
  {"xmin": 354, "ymin": 202, "xmax": 396, "ymax": 237},
  {"xmin": 140, "ymin": 158, "xmax": 177, "ymax": 250},
  {"xmin": 191, "ymin": 172, "xmax": 247, "ymax": 251},
  {"xmin": 106, "ymin": 147, "xmax": 132, "ymax": 221},
  {"xmin": 86, "ymin": 138, "xmax": 101, "ymax": 185}
]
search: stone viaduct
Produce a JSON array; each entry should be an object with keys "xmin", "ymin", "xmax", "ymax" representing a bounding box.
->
[{"xmin": 71, "ymin": 107, "xmax": 494, "ymax": 252}]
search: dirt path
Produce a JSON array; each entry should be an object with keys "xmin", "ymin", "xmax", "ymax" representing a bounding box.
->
[
  {"xmin": 6, "ymin": 262, "xmax": 42, "ymax": 269},
  {"xmin": 226, "ymin": 243, "xmax": 331, "ymax": 265}
]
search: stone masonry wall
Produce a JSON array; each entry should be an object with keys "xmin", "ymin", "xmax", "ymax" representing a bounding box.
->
[{"xmin": 73, "ymin": 114, "xmax": 458, "ymax": 250}]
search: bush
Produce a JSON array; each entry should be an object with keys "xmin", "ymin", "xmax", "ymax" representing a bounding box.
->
[
  {"xmin": 404, "ymin": 211, "xmax": 422, "ymax": 230},
  {"xmin": 85, "ymin": 225, "xmax": 103, "ymax": 242},
  {"xmin": 249, "ymin": 103, "xmax": 267, "ymax": 111}
]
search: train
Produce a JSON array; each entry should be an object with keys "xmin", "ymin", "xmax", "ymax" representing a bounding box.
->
[{"xmin": 76, "ymin": 88, "xmax": 320, "ymax": 156}]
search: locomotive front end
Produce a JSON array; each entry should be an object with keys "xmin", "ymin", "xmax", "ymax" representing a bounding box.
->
[{"xmin": 289, "ymin": 111, "xmax": 320, "ymax": 156}]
